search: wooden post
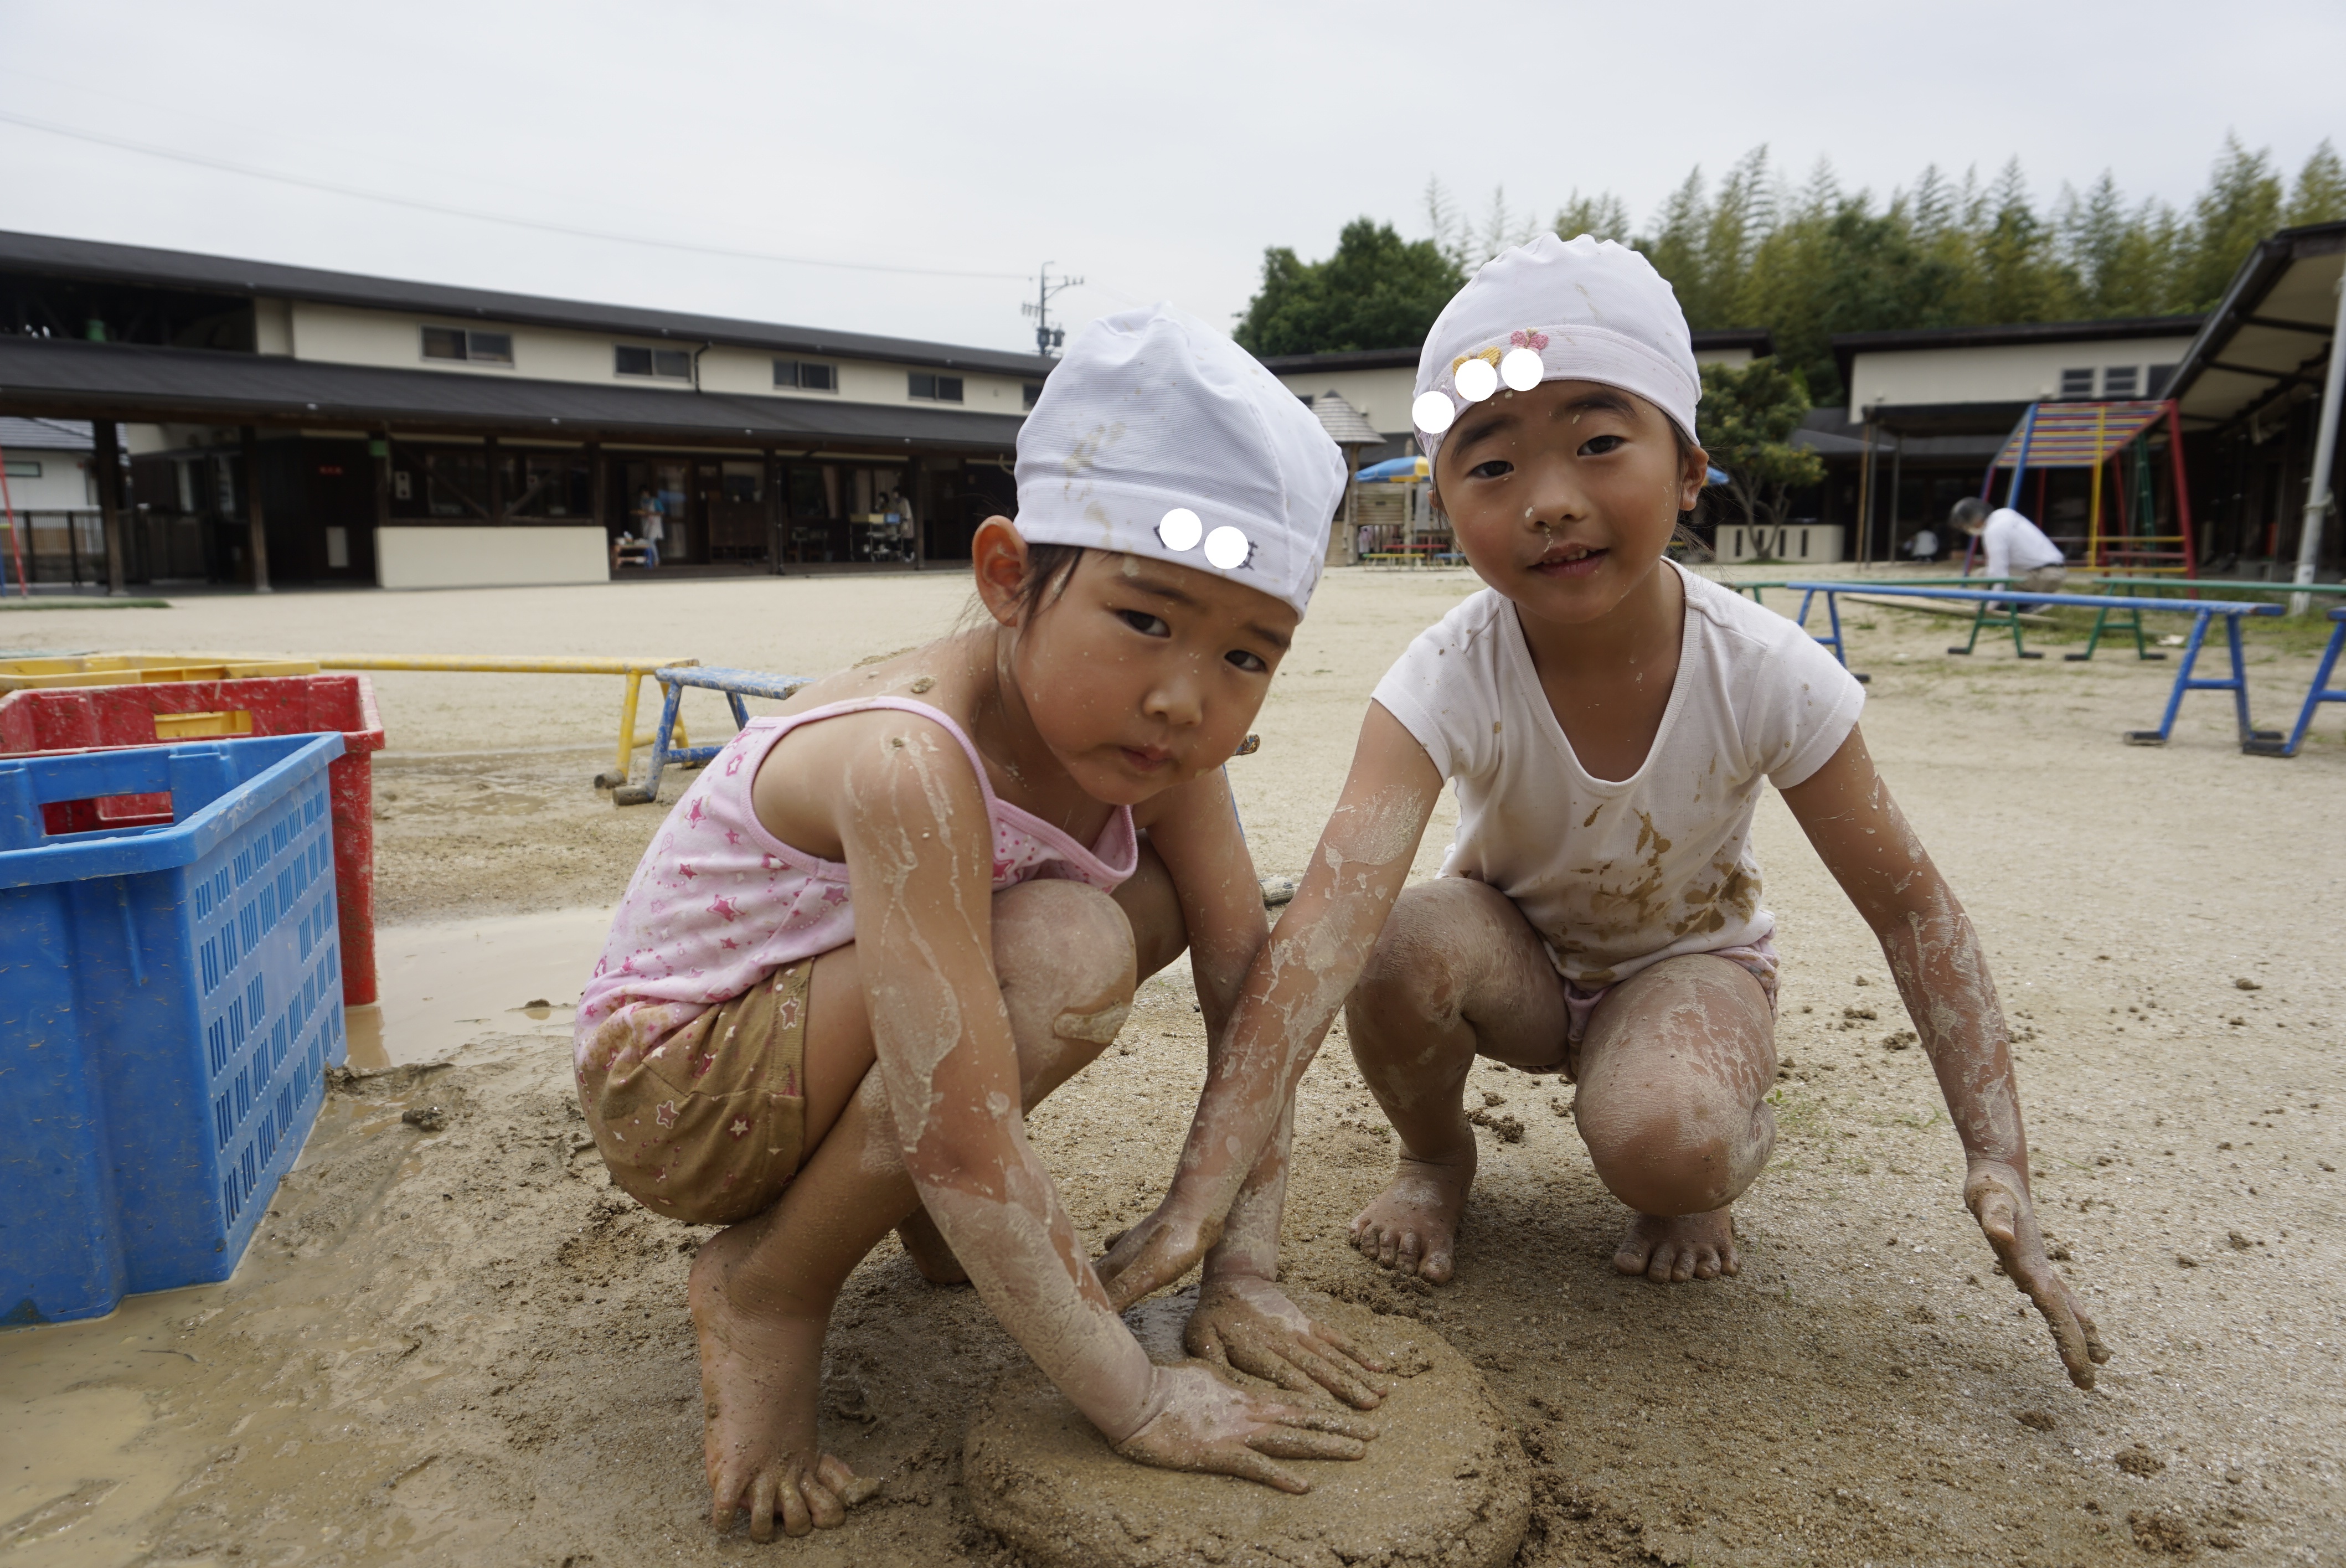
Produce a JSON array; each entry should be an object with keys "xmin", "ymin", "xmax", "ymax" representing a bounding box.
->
[
  {"xmin": 765, "ymin": 449, "xmax": 785, "ymax": 574},
  {"xmin": 588, "ymin": 440, "xmax": 607, "ymax": 529},
  {"xmin": 1888, "ymin": 432, "xmax": 1903, "ymax": 561},
  {"xmin": 372, "ymin": 432, "xmax": 392, "ymax": 533},
  {"xmin": 1854, "ymin": 416, "xmax": 1875, "ymax": 568},
  {"xmin": 94, "ymin": 418, "xmax": 127, "ymax": 596},
  {"xmin": 486, "ymin": 435, "xmax": 504, "ymax": 523},
  {"xmin": 240, "ymin": 425, "xmax": 272, "ymax": 594}
]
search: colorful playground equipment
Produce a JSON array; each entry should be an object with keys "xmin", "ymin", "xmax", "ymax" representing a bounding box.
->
[
  {"xmin": 1978, "ymin": 400, "xmax": 2197, "ymax": 576},
  {"xmin": 1785, "ymin": 581, "xmax": 2285, "ymax": 747}
]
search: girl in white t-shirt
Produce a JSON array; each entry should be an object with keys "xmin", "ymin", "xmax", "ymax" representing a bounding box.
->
[{"xmin": 1094, "ymin": 237, "xmax": 2109, "ymax": 1396}]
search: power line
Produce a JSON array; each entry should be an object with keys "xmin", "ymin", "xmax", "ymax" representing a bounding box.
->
[{"xmin": 0, "ymin": 107, "xmax": 1031, "ymax": 282}]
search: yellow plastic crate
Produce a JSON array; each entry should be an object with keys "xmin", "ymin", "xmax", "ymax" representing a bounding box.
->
[{"xmin": 0, "ymin": 656, "xmax": 321, "ymax": 693}]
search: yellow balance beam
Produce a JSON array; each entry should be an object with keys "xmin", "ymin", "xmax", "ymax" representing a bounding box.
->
[{"xmin": 145, "ymin": 652, "xmax": 700, "ymax": 784}]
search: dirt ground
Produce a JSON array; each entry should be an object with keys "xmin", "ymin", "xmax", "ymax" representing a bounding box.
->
[{"xmin": 5, "ymin": 565, "xmax": 2343, "ymax": 1566}]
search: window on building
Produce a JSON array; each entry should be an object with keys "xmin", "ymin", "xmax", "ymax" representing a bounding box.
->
[
  {"xmin": 774, "ymin": 359, "xmax": 837, "ymax": 392},
  {"xmin": 2058, "ymin": 368, "xmax": 2094, "ymax": 398},
  {"xmin": 422, "ymin": 327, "xmax": 514, "ymax": 365},
  {"xmin": 2148, "ymin": 363, "xmax": 2179, "ymax": 398},
  {"xmin": 909, "ymin": 372, "xmax": 964, "ymax": 403},
  {"xmin": 2102, "ymin": 365, "xmax": 2140, "ymax": 398},
  {"xmin": 616, "ymin": 345, "xmax": 693, "ymax": 380},
  {"xmin": 1023, "ymin": 382, "xmax": 1042, "ymax": 409},
  {"xmin": 3, "ymin": 458, "xmax": 40, "ymax": 478}
]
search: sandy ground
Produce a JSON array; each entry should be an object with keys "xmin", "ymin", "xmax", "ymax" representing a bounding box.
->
[{"xmin": 4, "ymin": 565, "xmax": 2344, "ymax": 1566}]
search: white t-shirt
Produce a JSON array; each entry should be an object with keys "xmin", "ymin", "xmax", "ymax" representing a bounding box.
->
[
  {"xmin": 1370, "ymin": 561, "xmax": 1865, "ymax": 991},
  {"xmin": 1978, "ymin": 507, "xmax": 2061, "ymax": 579}
]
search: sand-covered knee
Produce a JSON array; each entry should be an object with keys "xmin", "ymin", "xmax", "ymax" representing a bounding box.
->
[
  {"xmin": 965, "ymin": 1288, "xmax": 1529, "ymax": 1568},
  {"xmin": 1054, "ymin": 1000, "xmax": 1131, "ymax": 1046}
]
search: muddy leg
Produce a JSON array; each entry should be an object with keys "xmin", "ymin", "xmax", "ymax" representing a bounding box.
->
[
  {"xmin": 692, "ymin": 879, "xmax": 1138, "ymax": 1539},
  {"xmin": 1572, "ymin": 955, "xmax": 1775, "ymax": 1284},
  {"xmin": 1342, "ymin": 879, "xmax": 1569, "ymax": 1283}
]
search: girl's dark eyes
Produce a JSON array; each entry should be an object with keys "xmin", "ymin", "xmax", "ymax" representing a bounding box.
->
[
  {"xmin": 1116, "ymin": 608, "xmax": 1171, "ymax": 637},
  {"xmin": 1466, "ymin": 458, "xmax": 1514, "ymax": 480},
  {"xmin": 1225, "ymin": 649, "xmax": 1269, "ymax": 675},
  {"xmin": 1579, "ymin": 434, "xmax": 1626, "ymax": 456}
]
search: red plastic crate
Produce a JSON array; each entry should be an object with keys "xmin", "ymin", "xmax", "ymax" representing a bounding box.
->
[{"xmin": 0, "ymin": 675, "xmax": 385, "ymax": 1004}]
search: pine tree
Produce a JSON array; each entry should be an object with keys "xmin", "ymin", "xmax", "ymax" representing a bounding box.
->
[
  {"xmin": 2286, "ymin": 140, "xmax": 2346, "ymax": 228},
  {"xmin": 2174, "ymin": 133, "xmax": 2285, "ymax": 310}
]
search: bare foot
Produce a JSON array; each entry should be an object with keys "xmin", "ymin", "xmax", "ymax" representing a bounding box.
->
[
  {"xmin": 689, "ymin": 1224, "xmax": 869, "ymax": 1539},
  {"xmin": 895, "ymin": 1206, "xmax": 969, "ymax": 1286},
  {"xmin": 1613, "ymin": 1208, "xmax": 1739, "ymax": 1282},
  {"xmin": 1348, "ymin": 1146, "xmax": 1476, "ymax": 1283}
]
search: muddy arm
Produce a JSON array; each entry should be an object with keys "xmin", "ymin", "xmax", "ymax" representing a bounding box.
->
[
  {"xmin": 1101, "ymin": 703, "xmax": 1441, "ymax": 1306},
  {"xmin": 1781, "ymin": 725, "xmax": 2109, "ymax": 1389},
  {"xmin": 835, "ymin": 715, "xmax": 1159, "ymax": 1440}
]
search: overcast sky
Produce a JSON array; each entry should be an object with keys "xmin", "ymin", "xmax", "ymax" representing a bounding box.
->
[{"xmin": 4, "ymin": 1, "xmax": 2339, "ymax": 357}]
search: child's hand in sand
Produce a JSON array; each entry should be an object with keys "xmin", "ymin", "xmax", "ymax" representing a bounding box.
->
[
  {"xmin": 1185, "ymin": 1275, "xmax": 1393, "ymax": 1410},
  {"xmin": 1114, "ymin": 1363, "xmax": 1380, "ymax": 1493},
  {"xmin": 1966, "ymin": 1158, "xmax": 2111, "ymax": 1390},
  {"xmin": 1097, "ymin": 1199, "xmax": 1220, "ymax": 1311}
]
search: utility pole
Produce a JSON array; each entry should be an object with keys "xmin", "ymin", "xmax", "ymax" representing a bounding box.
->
[{"xmin": 1021, "ymin": 264, "xmax": 1082, "ymax": 358}]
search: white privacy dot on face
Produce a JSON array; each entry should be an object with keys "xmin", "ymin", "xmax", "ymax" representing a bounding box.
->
[
  {"xmin": 1453, "ymin": 357, "xmax": 1499, "ymax": 404},
  {"xmin": 1500, "ymin": 346, "xmax": 1544, "ymax": 391},
  {"xmin": 1412, "ymin": 391, "xmax": 1455, "ymax": 434},
  {"xmin": 1203, "ymin": 526, "xmax": 1249, "ymax": 570},
  {"xmin": 1157, "ymin": 507, "xmax": 1203, "ymax": 551}
]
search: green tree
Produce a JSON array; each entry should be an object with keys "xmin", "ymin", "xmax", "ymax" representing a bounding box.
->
[
  {"xmin": 2173, "ymin": 133, "xmax": 2285, "ymax": 310},
  {"xmin": 1233, "ymin": 218, "xmax": 1464, "ymax": 357},
  {"xmin": 2287, "ymin": 140, "xmax": 2346, "ymax": 227},
  {"xmin": 1697, "ymin": 359, "xmax": 1825, "ymax": 537}
]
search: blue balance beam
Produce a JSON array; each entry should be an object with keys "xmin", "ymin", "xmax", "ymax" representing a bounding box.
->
[
  {"xmin": 2242, "ymin": 606, "xmax": 2346, "ymax": 759},
  {"xmin": 1782, "ymin": 583, "xmax": 2286, "ymax": 747},
  {"xmin": 612, "ymin": 666, "xmax": 816, "ymax": 806}
]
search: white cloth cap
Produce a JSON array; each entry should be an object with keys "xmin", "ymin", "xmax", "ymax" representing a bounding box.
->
[
  {"xmin": 1015, "ymin": 305, "xmax": 1346, "ymax": 619},
  {"xmin": 1412, "ymin": 234, "xmax": 1700, "ymax": 464}
]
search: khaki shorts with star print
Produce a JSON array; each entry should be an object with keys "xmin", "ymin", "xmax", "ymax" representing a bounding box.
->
[{"xmin": 576, "ymin": 960, "xmax": 812, "ymax": 1225}]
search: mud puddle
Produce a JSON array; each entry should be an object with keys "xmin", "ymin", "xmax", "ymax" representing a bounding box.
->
[{"xmin": 346, "ymin": 907, "xmax": 611, "ymax": 1070}]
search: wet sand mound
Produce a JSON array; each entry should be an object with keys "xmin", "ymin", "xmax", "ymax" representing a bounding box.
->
[{"xmin": 965, "ymin": 1290, "xmax": 1529, "ymax": 1568}]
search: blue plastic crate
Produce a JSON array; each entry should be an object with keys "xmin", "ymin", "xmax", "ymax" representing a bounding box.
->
[{"xmin": 1, "ymin": 731, "xmax": 349, "ymax": 1326}]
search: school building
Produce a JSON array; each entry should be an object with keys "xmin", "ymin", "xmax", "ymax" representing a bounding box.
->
[{"xmin": 0, "ymin": 229, "xmax": 1054, "ymax": 590}]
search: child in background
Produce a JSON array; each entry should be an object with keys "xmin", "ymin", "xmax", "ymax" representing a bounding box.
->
[
  {"xmin": 575, "ymin": 306, "xmax": 1382, "ymax": 1541},
  {"xmin": 1100, "ymin": 238, "xmax": 2110, "ymax": 1396}
]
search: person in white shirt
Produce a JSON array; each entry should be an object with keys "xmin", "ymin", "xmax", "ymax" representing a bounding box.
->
[
  {"xmin": 1097, "ymin": 235, "xmax": 2107, "ymax": 1402},
  {"xmin": 1904, "ymin": 525, "xmax": 1940, "ymax": 562},
  {"xmin": 1952, "ymin": 497, "xmax": 2065, "ymax": 592}
]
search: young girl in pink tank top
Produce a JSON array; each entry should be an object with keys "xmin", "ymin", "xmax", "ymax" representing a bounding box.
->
[{"xmin": 575, "ymin": 307, "xmax": 1386, "ymax": 1541}]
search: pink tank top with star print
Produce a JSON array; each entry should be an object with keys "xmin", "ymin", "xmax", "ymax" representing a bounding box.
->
[{"xmin": 575, "ymin": 697, "xmax": 1137, "ymax": 1060}]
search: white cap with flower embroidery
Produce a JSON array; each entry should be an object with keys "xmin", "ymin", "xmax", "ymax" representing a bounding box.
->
[
  {"xmin": 1014, "ymin": 303, "xmax": 1346, "ymax": 620},
  {"xmin": 1410, "ymin": 233, "xmax": 1700, "ymax": 465}
]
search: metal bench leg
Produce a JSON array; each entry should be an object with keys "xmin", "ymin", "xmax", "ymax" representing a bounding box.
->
[
  {"xmin": 2246, "ymin": 617, "xmax": 2346, "ymax": 757},
  {"xmin": 612, "ymin": 678, "xmax": 685, "ymax": 805},
  {"xmin": 2065, "ymin": 606, "xmax": 2110, "ymax": 662},
  {"xmin": 1821, "ymin": 592, "xmax": 1869, "ymax": 684},
  {"xmin": 1948, "ymin": 602, "xmax": 1989, "ymax": 655},
  {"xmin": 2008, "ymin": 604, "xmax": 2043, "ymax": 659},
  {"xmin": 1792, "ymin": 587, "xmax": 1814, "ymax": 628},
  {"xmin": 2130, "ymin": 606, "xmax": 2165, "ymax": 661},
  {"xmin": 2127, "ymin": 613, "xmax": 2211, "ymax": 744},
  {"xmin": 595, "ymin": 670, "xmax": 645, "ymax": 788}
]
